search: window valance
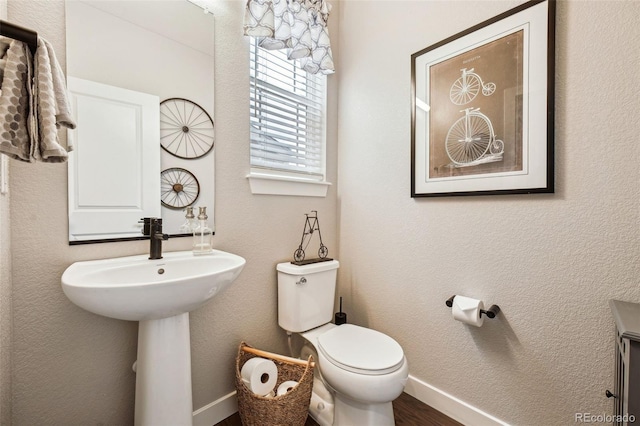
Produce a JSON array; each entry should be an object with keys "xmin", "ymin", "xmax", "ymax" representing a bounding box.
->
[{"xmin": 243, "ymin": 0, "xmax": 335, "ymax": 75}]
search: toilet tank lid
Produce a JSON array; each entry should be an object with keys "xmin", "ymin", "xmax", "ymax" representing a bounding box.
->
[{"xmin": 277, "ymin": 260, "xmax": 339, "ymax": 275}]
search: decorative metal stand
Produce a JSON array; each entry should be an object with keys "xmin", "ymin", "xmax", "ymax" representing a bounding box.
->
[{"xmin": 292, "ymin": 211, "xmax": 330, "ymax": 265}]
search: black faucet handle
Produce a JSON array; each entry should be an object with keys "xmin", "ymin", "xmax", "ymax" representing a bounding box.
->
[
  {"xmin": 140, "ymin": 218, "xmax": 151, "ymax": 235},
  {"xmin": 140, "ymin": 217, "xmax": 162, "ymax": 236},
  {"xmin": 151, "ymin": 218, "xmax": 163, "ymax": 234},
  {"xmin": 150, "ymin": 218, "xmax": 168, "ymax": 241}
]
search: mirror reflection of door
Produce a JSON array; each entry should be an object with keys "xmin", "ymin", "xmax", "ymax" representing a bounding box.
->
[
  {"xmin": 67, "ymin": 77, "xmax": 160, "ymax": 241},
  {"xmin": 65, "ymin": 0, "xmax": 215, "ymax": 243}
]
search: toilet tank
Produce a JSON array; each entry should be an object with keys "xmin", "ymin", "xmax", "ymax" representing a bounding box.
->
[{"xmin": 277, "ymin": 260, "xmax": 340, "ymax": 333}]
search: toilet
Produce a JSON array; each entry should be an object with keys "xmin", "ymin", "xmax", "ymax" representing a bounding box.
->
[{"xmin": 277, "ymin": 260, "xmax": 408, "ymax": 426}]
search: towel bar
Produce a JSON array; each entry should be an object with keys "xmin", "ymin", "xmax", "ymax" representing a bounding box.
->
[{"xmin": 0, "ymin": 20, "xmax": 38, "ymax": 54}]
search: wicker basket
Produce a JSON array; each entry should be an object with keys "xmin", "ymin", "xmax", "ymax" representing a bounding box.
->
[{"xmin": 235, "ymin": 342, "xmax": 314, "ymax": 426}]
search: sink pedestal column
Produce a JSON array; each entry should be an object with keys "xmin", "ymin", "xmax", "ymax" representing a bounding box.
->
[{"xmin": 135, "ymin": 312, "xmax": 193, "ymax": 426}]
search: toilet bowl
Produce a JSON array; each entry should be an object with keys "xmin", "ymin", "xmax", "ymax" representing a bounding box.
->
[
  {"xmin": 302, "ymin": 323, "xmax": 408, "ymax": 425},
  {"xmin": 277, "ymin": 260, "xmax": 409, "ymax": 425}
]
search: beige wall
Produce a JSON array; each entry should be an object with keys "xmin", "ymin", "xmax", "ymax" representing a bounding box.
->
[
  {"xmin": 4, "ymin": 0, "xmax": 640, "ymax": 424},
  {"xmin": 0, "ymin": 185, "xmax": 11, "ymax": 426},
  {"xmin": 5, "ymin": 0, "xmax": 338, "ymax": 424},
  {"xmin": 1, "ymin": 3, "xmax": 13, "ymax": 424},
  {"xmin": 0, "ymin": 158, "xmax": 12, "ymax": 426},
  {"xmin": 336, "ymin": 0, "xmax": 640, "ymax": 424}
]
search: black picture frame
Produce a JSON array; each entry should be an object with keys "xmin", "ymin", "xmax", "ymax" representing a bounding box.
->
[{"xmin": 411, "ymin": 0, "xmax": 555, "ymax": 197}]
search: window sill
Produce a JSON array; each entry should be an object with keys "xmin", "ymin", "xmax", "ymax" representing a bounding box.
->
[{"xmin": 247, "ymin": 172, "xmax": 331, "ymax": 197}]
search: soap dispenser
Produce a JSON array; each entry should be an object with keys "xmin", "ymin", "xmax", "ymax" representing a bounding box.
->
[
  {"xmin": 179, "ymin": 207, "xmax": 196, "ymax": 234},
  {"xmin": 192, "ymin": 206, "xmax": 213, "ymax": 255}
]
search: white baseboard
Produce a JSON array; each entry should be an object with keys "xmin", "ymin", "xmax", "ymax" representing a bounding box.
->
[
  {"xmin": 404, "ymin": 375, "xmax": 509, "ymax": 426},
  {"xmin": 192, "ymin": 376, "xmax": 509, "ymax": 426},
  {"xmin": 192, "ymin": 390, "xmax": 238, "ymax": 426}
]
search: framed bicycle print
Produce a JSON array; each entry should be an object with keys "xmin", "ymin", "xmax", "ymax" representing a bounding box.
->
[{"xmin": 411, "ymin": 0, "xmax": 555, "ymax": 197}]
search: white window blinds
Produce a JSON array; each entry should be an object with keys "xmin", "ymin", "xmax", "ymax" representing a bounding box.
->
[{"xmin": 250, "ymin": 38, "xmax": 326, "ymax": 178}]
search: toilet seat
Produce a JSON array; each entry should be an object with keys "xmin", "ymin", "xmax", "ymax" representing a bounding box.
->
[{"xmin": 317, "ymin": 324, "xmax": 404, "ymax": 375}]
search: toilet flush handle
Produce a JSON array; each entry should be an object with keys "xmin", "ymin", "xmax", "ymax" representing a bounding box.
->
[{"xmin": 296, "ymin": 277, "xmax": 307, "ymax": 285}]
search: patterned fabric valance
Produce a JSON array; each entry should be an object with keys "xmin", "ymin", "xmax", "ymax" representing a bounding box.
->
[{"xmin": 243, "ymin": 0, "xmax": 335, "ymax": 75}]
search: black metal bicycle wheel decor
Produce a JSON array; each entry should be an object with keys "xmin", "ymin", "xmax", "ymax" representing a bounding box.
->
[
  {"xmin": 160, "ymin": 98, "xmax": 214, "ymax": 159},
  {"xmin": 160, "ymin": 167, "xmax": 200, "ymax": 209}
]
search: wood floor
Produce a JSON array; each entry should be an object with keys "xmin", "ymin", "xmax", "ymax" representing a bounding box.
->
[{"xmin": 215, "ymin": 392, "xmax": 462, "ymax": 426}]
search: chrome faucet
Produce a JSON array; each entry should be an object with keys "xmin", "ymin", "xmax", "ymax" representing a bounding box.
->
[{"xmin": 141, "ymin": 217, "xmax": 169, "ymax": 260}]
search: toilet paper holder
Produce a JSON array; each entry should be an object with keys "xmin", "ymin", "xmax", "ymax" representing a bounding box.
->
[{"xmin": 445, "ymin": 295, "xmax": 501, "ymax": 319}]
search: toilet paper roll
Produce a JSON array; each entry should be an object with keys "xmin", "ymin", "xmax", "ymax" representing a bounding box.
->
[
  {"xmin": 452, "ymin": 295, "xmax": 485, "ymax": 327},
  {"xmin": 276, "ymin": 380, "xmax": 299, "ymax": 396},
  {"xmin": 240, "ymin": 357, "xmax": 278, "ymax": 396}
]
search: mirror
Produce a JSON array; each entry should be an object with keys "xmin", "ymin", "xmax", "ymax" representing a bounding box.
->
[{"xmin": 65, "ymin": 0, "xmax": 215, "ymax": 243}]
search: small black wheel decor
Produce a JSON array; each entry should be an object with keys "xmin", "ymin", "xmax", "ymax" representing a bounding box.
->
[
  {"xmin": 318, "ymin": 244, "xmax": 328, "ymax": 259},
  {"xmin": 160, "ymin": 168, "xmax": 200, "ymax": 209},
  {"xmin": 160, "ymin": 98, "xmax": 214, "ymax": 159},
  {"xmin": 294, "ymin": 248, "xmax": 305, "ymax": 262}
]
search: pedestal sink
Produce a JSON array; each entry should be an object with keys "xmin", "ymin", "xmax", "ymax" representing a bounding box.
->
[{"xmin": 61, "ymin": 250, "xmax": 246, "ymax": 426}]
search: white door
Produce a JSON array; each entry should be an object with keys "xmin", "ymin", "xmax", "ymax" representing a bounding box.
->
[{"xmin": 67, "ymin": 77, "xmax": 160, "ymax": 242}]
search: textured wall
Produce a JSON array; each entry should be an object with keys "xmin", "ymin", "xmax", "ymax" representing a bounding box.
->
[
  {"xmin": 336, "ymin": 0, "xmax": 640, "ymax": 424},
  {"xmin": 7, "ymin": 0, "xmax": 640, "ymax": 424},
  {"xmin": 0, "ymin": 176, "xmax": 12, "ymax": 426},
  {"xmin": 0, "ymin": 153, "xmax": 12, "ymax": 426},
  {"xmin": 1, "ymin": 4, "xmax": 13, "ymax": 424},
  {"xmin": 6, "ymin": 0, "xmax": 338, "ymax": 424}
]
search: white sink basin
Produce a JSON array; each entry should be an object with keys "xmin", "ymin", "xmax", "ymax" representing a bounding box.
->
[
  {"xmin": 61, "ymin": 248, "xmax": 246, "ymax": 425},
  {"xmin": 61, "ymin": 249, "xmax": 246, "ymax": 321}
]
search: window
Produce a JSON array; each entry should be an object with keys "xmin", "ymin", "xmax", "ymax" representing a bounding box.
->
[{"xmin": 247, "ymin": 38, "xmax": 330, "ymax": 196}]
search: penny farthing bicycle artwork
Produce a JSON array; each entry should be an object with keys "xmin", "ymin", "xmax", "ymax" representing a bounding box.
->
[
  {"xmin": 160, "ymin": 98, "xmax": 215, "ymax": 159},
  {"xmin": 445, "ymin": 69, "xmax": 503, "ymax": 167},
  {"xmin": 449, "ymin": 68, "xmax": 496, "ymax": 105},
  {"xmin": 293, "ymin": 211, "xmax": 330, "ymax": 264},
  {"xmin": 411, "ymin": 0, "xmax": 554, "ymax": 198},
  {"xmin": 445, "ymin": 107, "xmax": 504, "ymax": 167}
]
